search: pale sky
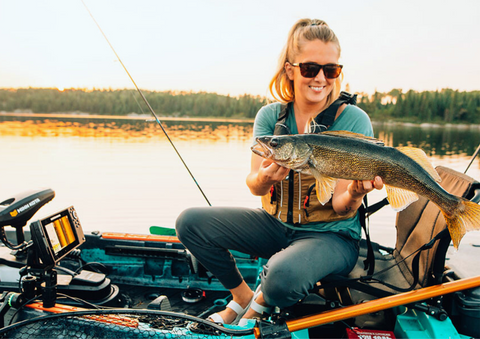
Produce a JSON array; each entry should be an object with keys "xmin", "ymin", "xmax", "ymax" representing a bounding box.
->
[{"xmin": 1, "ymin": 0, "xmax": 479, "ymax": 98}]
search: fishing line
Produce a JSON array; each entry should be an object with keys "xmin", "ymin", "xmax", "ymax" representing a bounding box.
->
[{"xmin": 80, "ymin": 0, "xmax": 211, "ymax": 206}]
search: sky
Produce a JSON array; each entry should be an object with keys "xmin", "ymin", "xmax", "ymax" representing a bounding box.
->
[{"xmin": 0, "ymin": 0, "xmax": 479, "ymax": 98}]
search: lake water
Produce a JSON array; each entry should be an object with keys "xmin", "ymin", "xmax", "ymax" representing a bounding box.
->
[{"xmin": 1, "ymin": 113, "xmax": 480, "ymax": 248}]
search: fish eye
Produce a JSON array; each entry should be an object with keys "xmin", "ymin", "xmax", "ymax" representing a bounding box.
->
[{"xmin": 270, "ymin": 139, "xmax": 278, "ymax": 148}]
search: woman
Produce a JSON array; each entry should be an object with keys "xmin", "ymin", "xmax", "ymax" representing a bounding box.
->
[{"xmin": 176, "ymin": 18, "xmax": 383, "ymax": 325}]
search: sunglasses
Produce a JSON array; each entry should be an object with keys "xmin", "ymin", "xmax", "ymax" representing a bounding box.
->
[{"xmin": 290, "ymin": 62, "xmax": 343, "ymax": 79}]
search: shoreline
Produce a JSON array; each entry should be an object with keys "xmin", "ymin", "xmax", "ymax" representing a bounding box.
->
[
  {"xmin": 0, "ymin": 112, "xmax": 255, "ymax": 124},
  {"xmin": 1, "ymin": 112, "xmax": 480, "ymax": 129}
]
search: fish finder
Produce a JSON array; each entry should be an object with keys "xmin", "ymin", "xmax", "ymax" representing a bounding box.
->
[{"xmin": 29, "ymin": 206, "xmax": 85, "ymax": 270}]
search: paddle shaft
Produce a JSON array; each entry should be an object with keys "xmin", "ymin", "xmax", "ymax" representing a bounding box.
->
[{"xmin": 285, "ymin": 275, "xmax": 480, "ymax": 333}]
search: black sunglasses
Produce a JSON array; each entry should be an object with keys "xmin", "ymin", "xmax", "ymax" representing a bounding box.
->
[{"xmin": 290, "ymin": 62, "xmax": 343, "ymax": 79}]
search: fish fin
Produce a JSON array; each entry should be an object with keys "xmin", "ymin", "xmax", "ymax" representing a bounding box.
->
[
  {"xmin": 310, "ymin": 167, "xmax": 337, "ymax": 205},
  {"xmin": 315, "ymin": 178, "xmax": 338, "ymax": 205},
  {"xmin": 385, "ymin": 185, "xmax": 419, "ymax": 211},
  {"xmin": 443, "ymin": 199, "xmax": 480, "ymax": 249},
  {"xmin": 321, "ymin": 130, "xmax": 385, "ymax": 146},
  {"xmin": 395, "ymin": 146, "xmax": 442, "ymax": 182}
]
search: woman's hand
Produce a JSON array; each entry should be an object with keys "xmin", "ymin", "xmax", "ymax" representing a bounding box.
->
[
  {"xmin": 333, "ymin": 176, "xmax": 384, "ymax": 215},
  {"xmin": 347, "ymin": 176, "xmax": 384, "ymax": 200},
  {"xmin": 258, "ymin": 158, "xmax": 290, "ymax": 184},
  {"xmin": 247, "ymin": 155, "xmax": 289, "ymax": 196}
]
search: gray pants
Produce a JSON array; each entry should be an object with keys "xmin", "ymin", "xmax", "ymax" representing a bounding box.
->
[{"xmin": 175, "ymin": 207, "xmax": 359, "ymax": 308}]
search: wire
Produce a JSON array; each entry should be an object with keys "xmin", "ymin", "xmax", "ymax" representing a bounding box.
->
[
  {"xmin": 8, "ymin": 294, "xmax": 43, "ymax": 325},
  {"xmin": 80, "ymin": 0, "xmax": 211, "ymax": 206},
  {"xmin": 56, "ymin": 293, "xmax": 104, "ymax": 309},
  {"xmin": 73, "ymin": 261, "xmax": 108, "ymax": 275}
]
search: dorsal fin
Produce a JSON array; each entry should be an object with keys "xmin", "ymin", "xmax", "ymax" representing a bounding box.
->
[
  {"xmin": 395, "ymin": 146, "xmax": 441, "ymax": 182},
  {"xmin": 321, "ymin": 130, "xmax": 385, "ymax": 146}
]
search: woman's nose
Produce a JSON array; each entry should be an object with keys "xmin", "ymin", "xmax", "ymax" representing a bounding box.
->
[{"xmin": 314, "ymin": 68, "xmax": 326, "ymax": 81}]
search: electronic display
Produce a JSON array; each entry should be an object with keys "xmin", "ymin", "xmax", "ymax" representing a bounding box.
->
[{"xmin": 30, "ymin": 206, "xmax": 85, "ymax": 269}]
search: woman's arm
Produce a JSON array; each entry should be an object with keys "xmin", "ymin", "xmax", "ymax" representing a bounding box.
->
[
  {"xmin": 332, "ymin": 177, "xmax": 384, "ymax": 215},
  {"xmin": 246, "ymin": 154, "xmax": 290, "ymax": 196}
]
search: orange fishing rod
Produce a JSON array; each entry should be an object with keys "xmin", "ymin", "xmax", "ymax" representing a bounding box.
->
[
  {"xmin": 80, "ymin": 0, "xmax": 211, "ymax": 207},
  {"xmin": 267, "ymin": 275, "xmax": 480, "ymax": 335}
]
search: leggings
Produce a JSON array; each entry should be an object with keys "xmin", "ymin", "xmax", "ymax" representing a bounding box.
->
[{"xmin": 175, "ymin": 206, "xmax": 359, "ymax": 308}]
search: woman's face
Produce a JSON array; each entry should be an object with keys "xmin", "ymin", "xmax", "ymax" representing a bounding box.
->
[{"xmin": 285, "ymin": 39, "xmax": 340, "ymax": 108}]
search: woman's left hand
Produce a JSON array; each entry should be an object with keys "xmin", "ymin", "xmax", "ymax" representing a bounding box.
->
[{"xmin": 348, "ymin": 176, "xmax": 384, "ymax": 199}]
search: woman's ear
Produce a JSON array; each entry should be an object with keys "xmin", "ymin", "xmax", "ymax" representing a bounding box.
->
[{"xmin": 285, "ymin": 62, "xmax": 294, "ymax": 81}]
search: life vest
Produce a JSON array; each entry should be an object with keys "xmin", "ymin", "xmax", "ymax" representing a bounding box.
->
[{"xmin": 261, "ymin": 92, "xmax": 359, "ymax": 225}]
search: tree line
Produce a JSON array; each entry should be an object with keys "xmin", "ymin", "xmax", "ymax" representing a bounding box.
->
[
  {"xmin": 0, "ymin": 87, "xmax": 479, "ymax": 123},
  {"xmin": 0, "ymin": 88, "xmax": 267, "ymax": 119},
  {"xmin": 357, "ymin": 88, "xmax": 480, "ymax": 124}
]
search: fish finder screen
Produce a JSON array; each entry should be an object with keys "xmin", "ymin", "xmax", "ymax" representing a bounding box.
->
[
  {"xmin": 44, "ymin": 215, "xmax": 75, "ymax": 255},
  {"xmin": 30, "ymin": 206, "xmax": 85, "ymax": 269}
]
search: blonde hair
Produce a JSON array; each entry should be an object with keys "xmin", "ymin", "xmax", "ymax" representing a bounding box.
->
[{"xmin": 269, "ymin": 18, "xmax": 343, "ymax": 108}]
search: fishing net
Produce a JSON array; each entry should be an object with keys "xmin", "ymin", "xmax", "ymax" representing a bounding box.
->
[{"xmin": 0, "ymin": 309, "xmax": 254, "ymax": 339}]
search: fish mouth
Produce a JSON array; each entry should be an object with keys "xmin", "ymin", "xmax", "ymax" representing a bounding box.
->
[{"xmin": 251, "ymin": 138, "xmax": 272, "ymax": 159}]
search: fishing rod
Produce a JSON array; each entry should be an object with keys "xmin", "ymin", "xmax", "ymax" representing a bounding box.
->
[
  {"xmin": 465, "ymin": 143, "xmax": 480, "ymax": 174},
  {"xmin": 80, "ymin": 0, "xmax": 211, "ymax": 206}
]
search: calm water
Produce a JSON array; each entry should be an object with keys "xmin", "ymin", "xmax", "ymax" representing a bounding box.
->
[{"xmin": 1, "ymin": 113, "xmax": 480, "ymax": 247}]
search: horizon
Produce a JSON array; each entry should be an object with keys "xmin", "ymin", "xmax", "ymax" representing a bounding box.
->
[
  {"xmin": 2, "ymin": 86, "xmax": 478, "ymax": 99},
  {"xmin": 1, "ymin": 0, "xmax": 479, "ymax": 98}
]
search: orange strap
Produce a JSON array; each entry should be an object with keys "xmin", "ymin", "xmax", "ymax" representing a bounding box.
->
[
  {"xmin": 26, "ymin": 302, "xmax": 139, "ymax": 328},
  {"xmin": 101, "ymin": 232, "xmax": 181, "ymax": 243}
]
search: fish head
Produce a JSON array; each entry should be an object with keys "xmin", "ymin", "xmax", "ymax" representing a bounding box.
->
[{"xmin": 251, "ymin": 135, "xmax": 312, "ymax": 170}]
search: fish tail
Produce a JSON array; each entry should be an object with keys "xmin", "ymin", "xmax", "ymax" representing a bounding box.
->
[{"xmin": 443, "ymin": 199, "xmax": 480, "ymax": 249}]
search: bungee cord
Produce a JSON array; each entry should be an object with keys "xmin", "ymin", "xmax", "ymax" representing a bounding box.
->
[{"xmin": 80, "ymin": 0, "xmax": 211, "ymax": 206}]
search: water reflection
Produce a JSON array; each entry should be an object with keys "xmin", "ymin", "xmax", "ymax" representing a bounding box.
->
[
  {"xmin": 0, "ymin": 115, "xmax": 253, "ymax": 143},
  {"xmin": 374, "ymin": 122, "xmax": 480, "ymax": 157}
]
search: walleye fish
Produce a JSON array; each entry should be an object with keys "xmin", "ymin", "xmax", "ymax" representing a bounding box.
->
[{"xmin": 251, "ymin": 131, "xmax": 480, "ymax": 248}]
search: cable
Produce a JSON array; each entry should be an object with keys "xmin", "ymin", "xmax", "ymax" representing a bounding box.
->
[
  {"xmin": 56, "ymin": 293, "xmax": 103, "ymax": 310},
  {"xmin": 8, "ymin": 294, "xmax": 43, "ymax": 326},
  {"xmin": 73, "ymin": 261, "xmax": 108, "ymax": 275}
]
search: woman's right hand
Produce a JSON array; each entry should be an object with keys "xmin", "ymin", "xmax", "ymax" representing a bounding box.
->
[
  {"xmin": 258, "ymin": 158, "xmax": 290, "ymax": 184},
  {"xmin": 246, "ymin": 154, "xmax": 290, "ymax": 196}
]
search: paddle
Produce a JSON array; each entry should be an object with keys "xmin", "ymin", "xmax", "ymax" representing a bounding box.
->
[{"xmin": 256, "ymin": 275, "xmax": 480, "ymax": 336}]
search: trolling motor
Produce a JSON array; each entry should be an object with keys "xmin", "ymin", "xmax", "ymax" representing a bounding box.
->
[{"xmin": 0, "ymin": 188, "xmax": 55, "ymax": 254}]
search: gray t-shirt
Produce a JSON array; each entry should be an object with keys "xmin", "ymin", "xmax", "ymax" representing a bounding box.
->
[{"xmin": 252, "ymin": 102, "xmax": 374, "ymax": 240}]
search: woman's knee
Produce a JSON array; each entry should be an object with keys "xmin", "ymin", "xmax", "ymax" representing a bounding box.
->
[
  {"xmin": 175, "ymin": 207, "xmax": 205, "ymax": 241},
  {"xmin": 261, "ymin": 265, "xmax": 307, "ymax": 308}
]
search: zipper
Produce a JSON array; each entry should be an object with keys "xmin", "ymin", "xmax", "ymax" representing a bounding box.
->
[
  {"xmin": 298, "ymin": 173, "xmax": 302, "ymax": 224},
  {"xmin": 287, "ymin": 170, "xmax": 294, "ymax": 223}
]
